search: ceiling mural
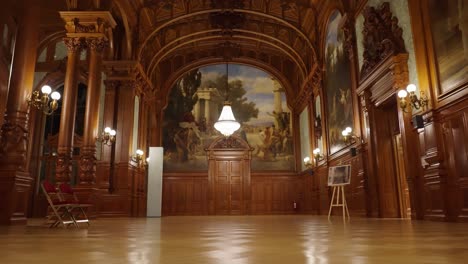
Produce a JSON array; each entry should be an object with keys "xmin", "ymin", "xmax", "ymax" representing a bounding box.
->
[{"xmin": 162, "ymin": 64, "xmax": 294, "ymax": 171}]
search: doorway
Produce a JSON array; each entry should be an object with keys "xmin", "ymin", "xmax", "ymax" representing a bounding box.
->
[
  {"xmin": 206, "ymin": 136, "xmax": 252, "ymax": 215},
  {"xmin": 373, "ymin": 98, "xmax": 411, "ymax": 218},
  {"xmin": 214, "ymin": 160, "xmax": 243, "ymax": 214}
]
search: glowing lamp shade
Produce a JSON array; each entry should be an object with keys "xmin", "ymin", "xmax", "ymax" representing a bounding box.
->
[
  {"xmin": 398, "ymin": 89, "xmax": 408, "ymax": 98},
  {"xmin": 214, "ymin": 103, "xmax": 240, "ymax": 136},
  {"xmin": 342, "ymin": 130, "xmax": 349, "ymax": 136},
  {"xmin": 345, "ymin": 127, "xmax": 352, "ymax": 133},
  {"xmin": 41, "ymin": 85, "xmax": 52, "ymax": 95},
  {"xmin": 104, "ymin": 127, "xmax": 112, "ymax": 133},
  {"xmin": 136, "ymin": 149, "xmax": 144, "ymax": 156},
  {"xmin": 313, "ymin": 148, "xmax": 320, "ymax": 155},
  {"xmin": 303, "ymin": 157, "xmax": 310, "ymax": 163},
  {"xmin": 406, "ymin": 84, "xmax": 417, "ymax": 93},
  {"xmin": 109, "ymin": 129, "xmax": 116, "ymax": 136},
  {"xmin": 51, "ymin": 92, "xmax": 61, "ymax": 100}
]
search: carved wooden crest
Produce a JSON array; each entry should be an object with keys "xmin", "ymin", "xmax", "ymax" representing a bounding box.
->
[
  {"xmin": 360, "ymin": 2, "xmax": 406, "ymax": 78},
  {"xmin": 208, "ymin": 136, "xmax": 250, "ymax": 150}
]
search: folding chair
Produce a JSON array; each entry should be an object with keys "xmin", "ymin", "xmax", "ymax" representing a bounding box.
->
[
  {"xmin": 41, "ymin": 181, "xmax": 77, "ymax": 228},
  {"xmin": 58, "ymin": 183, "xmax": 91, "ymax": 226}
]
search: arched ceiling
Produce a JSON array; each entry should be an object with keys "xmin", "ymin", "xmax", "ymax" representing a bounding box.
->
[{"xmin": 137, "ymin": 0, "xmax": 321, "ymax": 97}]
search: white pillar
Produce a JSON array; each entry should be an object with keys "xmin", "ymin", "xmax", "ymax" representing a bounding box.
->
[{"xmin": 272, "ymin": 79, "xmax": 284, "ymax": 113}]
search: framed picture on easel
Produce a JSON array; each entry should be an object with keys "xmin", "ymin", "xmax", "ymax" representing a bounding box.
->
[{"xmin": 328, "ymin": 165, "xmax": 351, "ymax": 186}]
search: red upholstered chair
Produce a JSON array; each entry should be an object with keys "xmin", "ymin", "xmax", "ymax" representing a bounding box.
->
[
  {"xmin": 58, "ymin": 183, "xmax": 91, "ymax": 226},
  {"xmin": 41, "ymin": 181, "xmax": 77, "ymax": 228}
]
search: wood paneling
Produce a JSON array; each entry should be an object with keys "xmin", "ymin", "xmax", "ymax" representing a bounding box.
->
[
  {"xmin": 439, "ymin": 104, "xmax": 468, "ymax": 221},
  {"xmin": 162, "ymin": 173, "xmax": 209, "ymax": 215},
  {"xmin": 251, "ymin": 173, "xmax": 301, "ymax": 214}
]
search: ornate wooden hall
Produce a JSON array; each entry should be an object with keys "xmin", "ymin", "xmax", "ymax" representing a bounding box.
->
[{"xmin": 0, "ymin": 0, "xmax": 467, "ymax": 262}]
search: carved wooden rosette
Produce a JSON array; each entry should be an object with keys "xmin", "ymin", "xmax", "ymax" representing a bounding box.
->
[{"xmin": 360, "ymin": 2, "xmax": 406, "ymax": 78}]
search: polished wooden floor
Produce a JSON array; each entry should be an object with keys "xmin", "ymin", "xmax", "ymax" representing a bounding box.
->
[{"xmin": 1, "ymin": 215, "xmax": 467, "ymax": 264}]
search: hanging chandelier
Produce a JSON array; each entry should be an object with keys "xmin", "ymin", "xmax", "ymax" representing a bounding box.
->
[{"xmin": 214, "ymin": 63, "xmax": 240, "ymax": 136}]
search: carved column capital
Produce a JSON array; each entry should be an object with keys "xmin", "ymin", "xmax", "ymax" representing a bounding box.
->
[
  {"xmin": 63, "ymin": 37, "xmax": 85, "ymax": 53},
  {"xmin": 86, "ymin": 37, "xmax": 109, "ymax": 53}
]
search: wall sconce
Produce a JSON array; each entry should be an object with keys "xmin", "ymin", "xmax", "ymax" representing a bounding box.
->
[
  {"xmin": 96, "ymin": 127, "xmax": 116, "ymax": 146},
  {"xmin": 303, "ymin": 156, "xmax": 313, "ymax": 169},
  {"xmin": 132, "ymin": 149, "xmax": 147, "ymax": 167},
  {"xmin": 312, "ymin": 148, "xmax": 323, "ymax": 164},
  {"xmin": 342, "ymin": 127, "xmax": 359, "ymax": 144},
  {"xmin": 28, "ymin": 85, "xmax": 61, "ymax": 115},
  {"xmin": 303, "ymin": 148, "xmax": 323, "ymax": 172},
  {"xmin": 397, "ymin": 84, "xmax": 428, "ymax": 112}
]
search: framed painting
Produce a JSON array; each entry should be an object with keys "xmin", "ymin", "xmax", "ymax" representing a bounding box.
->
[
  {"xmin": 428, "ymin": 0, "xmax": 468, "ymax": 95},
  {"xmin": 162, "ymin": 64, "xmax": 295, "ymax": 172},
  {"xmin": 328, "ymin": 165, "xmax": 351, "ymax": 186},
  {"xmin": 324, "ymin": 11, "xmax": 354, "ymax": 154}
]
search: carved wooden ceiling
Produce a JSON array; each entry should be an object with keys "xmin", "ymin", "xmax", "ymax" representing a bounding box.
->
[
  {"xmin": 34, "ymin": 0, "xmax": 360, "ymax": 103},
  {"xmin": 137, "ymin": 0, "xmax": 320, "ymax": 99}
]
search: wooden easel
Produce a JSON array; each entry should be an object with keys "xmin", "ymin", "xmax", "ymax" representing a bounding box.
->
[{"xmin": 328, "ymin": 185, "xmax": 350, "ymax": 222}]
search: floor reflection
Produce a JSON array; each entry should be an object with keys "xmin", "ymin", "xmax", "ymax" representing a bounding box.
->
[{"xmin": 0, "ymin": 216, "xmax": 467, "ymax": 264}]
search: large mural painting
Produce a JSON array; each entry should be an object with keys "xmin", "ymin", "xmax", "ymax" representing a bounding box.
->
[
  {"xmin": 324, "ymin": 11, "xmax": 354, "ymax": 154},
  {"xmin": 162, "ymin": 64, "xmax": 294, "ymax": 171}
]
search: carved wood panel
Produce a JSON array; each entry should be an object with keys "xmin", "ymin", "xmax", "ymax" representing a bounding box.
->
[{"xmin": 441, "ymin": 107, "xmax": 468, "ymax": 220}]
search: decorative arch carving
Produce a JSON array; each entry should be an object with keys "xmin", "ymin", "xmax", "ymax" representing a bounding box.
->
[{"xmin": 207, "ymin": 136, "xmax": 252, "ymax": 151}]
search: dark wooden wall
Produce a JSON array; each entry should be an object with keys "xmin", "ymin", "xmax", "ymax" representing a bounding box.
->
[{"xmin": 16, "ymin": 0, "xmax": 467, "ymax": 221}]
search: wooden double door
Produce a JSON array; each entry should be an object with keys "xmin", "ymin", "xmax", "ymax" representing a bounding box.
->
[
  {"xmin": 206, "ymin": 136, "xmax": 252, "ymax": 215},
  {"xmin": 214, "ymin": 160, "xmax": 244, "ymax": 214}
]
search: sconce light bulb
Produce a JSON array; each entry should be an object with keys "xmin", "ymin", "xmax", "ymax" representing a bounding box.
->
[
  {"xmin": 342, "ymin": 130, "xmax": 348, "ymax": 136},
  {"xmin": 136, "ymin": 149, "xmax": 144, "ymax": 156},
  {"xmin": 41, "ymin": 85, "xmax": 52, "ymax": 95},
  {"xmin": 313, "ymin": 148, "xmax": 320, "ymax": 155},
  {"xmin": 146, "ymin": 157, "xmax": 150, "ymax": 162},
  {"xmin": 345, "ymin": 127, "xmax": 352, "ymax": 133},
  {"xmin": 51, "ymin": 91, "xmax": 61, "ymax": 100},
  {"xmin": 303, "ymin": 157, "xmax": 310, "ymax": 163},
  {"xmin": 406, "ymin": 84, "xmax": 417, "ymax": 93},
  {"xmin": 398, "ymin": 89, "xmax": 408, "ymax": 98},
  {"xmin": 104, "ymin": 127, "xmax": 111, "ymax": 133},
  {"xmin": 109, "ymin": 129, "xmax": 116, "ymax": 136}
]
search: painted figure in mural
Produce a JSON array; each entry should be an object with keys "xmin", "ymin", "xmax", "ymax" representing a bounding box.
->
[
  {"xmin": 173, "ymin": 128, "xmax": 189, "ymax": 162},
  {"xmin": 187, "ymin": 128, "xmax": 201, "ymax": 159}
]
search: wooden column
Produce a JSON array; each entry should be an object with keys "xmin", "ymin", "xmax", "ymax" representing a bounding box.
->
[
  {"xmin": 79, "ymin": 38, "xmax": 107, "ymax": 185},
  {"xmin": 58, "ymin": 11, "xmax": 116, "ymax": 186},
  {"xmin": 0, "ymin": 0, "xmax": 40, "ymax": 225},
  {"xmin": 55, "ymin": 38, "xmax": 83, "ymax": 184}
]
